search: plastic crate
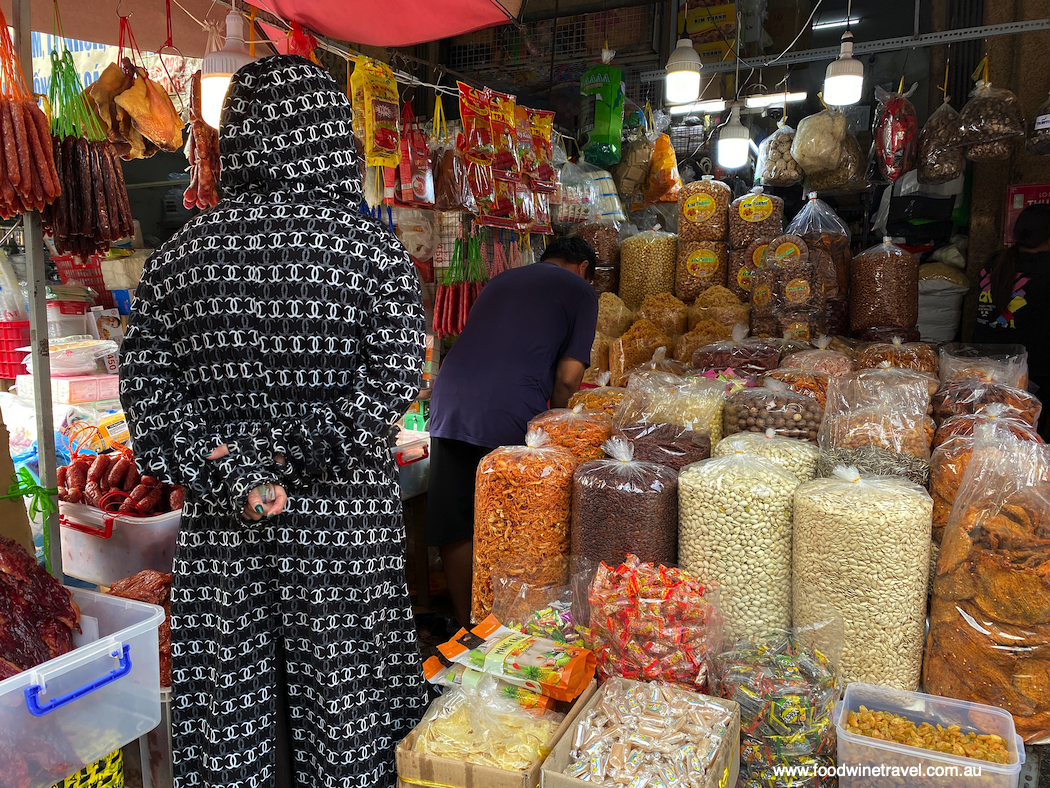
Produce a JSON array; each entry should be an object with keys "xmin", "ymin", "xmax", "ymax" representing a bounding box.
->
[
  {"xmin": 54, "ymin": 255, "xmax": 116, "ymax": 310},
  {"xmin": 139, "ymin": 688, "xmax": 172, "ymax": 788},
  {"xmin": 0, "ymin": 588, "xmax": 164, "ymax": 788},
  {"xmin": 0, "ymin": 319, "xmax": 30, "ymax": 378},
  {"xmin": 836, "ymin": 683, "xmax": 1025, "ymax": 788},
  {"xmin": 60, "ymin": 502, "xmax": 181, "ymax": 587}
]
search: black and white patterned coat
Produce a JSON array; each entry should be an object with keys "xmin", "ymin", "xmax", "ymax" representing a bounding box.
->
[{"xmin": 119, "ymin": 56, "xmax": 428, "ymax": 788}]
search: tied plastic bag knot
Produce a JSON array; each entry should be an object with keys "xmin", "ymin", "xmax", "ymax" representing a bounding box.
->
[
  {"xmin": 526, "ymin": 428, "xmax": 551, "ymax": 449},
  {"xmin": 764, "ymin": 428, "xmax": 776, "ymax": 440},
  {"xmin": 731, "ymin": 324, "xmax": 748, "ymax": 343},
  {"xmin": 601, "ymin": 436, "xmax": 634, "ymax": 464},
  {"xmin": 814, "ymin": 335, "xmax": 832, "ymax": 351},
  {"xmin": 833, "ymin": 465, "xmax": 863, "ymax": 484}
]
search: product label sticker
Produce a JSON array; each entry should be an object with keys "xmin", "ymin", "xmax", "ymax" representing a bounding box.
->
[
  {"xmin": 737, "ymin": 266, "xmax": 753, "ymax": 291},
  {"xmin": 752, "ymin": 283, "xmax": 771, "ymax": 307},
  {"xmin": 752, "ymin": 243, "xmax": 769, "ymax": 268},
  {"xmin": 784, "ymin": 277, "xmax": 812, "ymax": 304},
  {"xmin": 785, "ymin": 322, "xmax": 811, "ymax": 341},
  {"xmin": 1036, "ymin": 114, "xmax": 1050, "ymax": 131},
  {"xmin": 775, "ymin": 241, "xmax": 803, "ymax": 264},
  {"xmin": 684, "ymin": 193, "xmax": 717, "ymax": 223},
  {"xmin": 687, "ymin": 248, "xmax": 720, "ymax": 276},
  {"xmin": 740, "ymin": 194, "xmax": 774, "ymax": 222}
]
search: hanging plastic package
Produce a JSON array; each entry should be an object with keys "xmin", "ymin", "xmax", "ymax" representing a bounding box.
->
[
  {"xmin": 580, "ymin": 48, "xmax": 626, "ymax": 168},
  {"xmin": 397, "ymin": 102, "xmax": 434, "ymax": 206},
  {"xmin": 529, "ymin": 109, "xmax": 557, "ymax": 193},
  {"xmin": 431, "ymin": 94, "xmax": 476, "ymax": 213},
  {"xmin": 757, "ymin": 122, "xmax": 803, "ymax": 187},
  {"xmin": 785, "ymin": 192, "xmax": 852, "ymax": 299},
  {"xmin": 873, "ymin": 84, "xmax": 919, "ymax": 182},
  {"xmin": 917, "ymin": 101, "xmax": 966, "ymax": 185},
  {"xmin": 1027, "ymin": 91, "xmax": 1050, "ymax": 155},
  {"xmin": 951, "ymin": 74, "xmax": 1025, "ymax": 163},
  {"xmin": 352, "ymin": 56, "xmax": 400, "ymax": 168},
  {"xmin": 645, "ymin": 134, "xmax": 682, "ymax": 204}
]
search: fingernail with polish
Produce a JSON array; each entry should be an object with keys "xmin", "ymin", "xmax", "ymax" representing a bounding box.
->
[{"xmin": 255, "ymin": 505, "xmax": 264, "ymax": 514}]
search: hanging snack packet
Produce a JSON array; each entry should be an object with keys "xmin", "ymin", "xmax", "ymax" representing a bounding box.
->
[
  {"xmin": 873, "ymin": 84, "xmax": 919, "ymax": 182},
  {"xmin": 398, "ymin": 102, "xmax": 434, "ymax": 206},
  {"xmin": 488, "ymin": 89, "xmax": 521, "ymax": 180},
  {"xmin": 352, "ymin": 56, "xmax": 400, "ymax": 167},
  {"xmin": 645, "ymin": 134, "xmax": 681, "ymax": 203},
  {"xmin": 529, "ymin": 109, "xmax": 557, "ymax": 192},
  {"xmin": 426, "ymin": 614, "xmax": 596, "ymax": 702},
  {"xmin": 580, "ymin": 48, "xmax": 626, "ymax": 168},
  {"xmin": 458, "ymin": 81, "xmax": 495, "ymax": 165},
  {"xmin": 917, "ymin": 101, "xmax": 966, "ymax": 184},
  {"xmin": 515, "ymin": 105, "xmax": 538, "ymax": 179}
]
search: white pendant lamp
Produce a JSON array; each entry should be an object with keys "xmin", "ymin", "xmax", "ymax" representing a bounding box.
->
[
  {"xmin": 717, "ymin": 105, "xmax": 750, "ymax": 169},
  {"xmin": 665, "ymin": 37, "xmax": 703, "ymax": 105},
  {"xmin": 823, "ymin": 29, "xmax": 864, "ymax": 106},
  {"xmin": 200, "ymin": 10, "xmax": 256, "ymax": 129}
]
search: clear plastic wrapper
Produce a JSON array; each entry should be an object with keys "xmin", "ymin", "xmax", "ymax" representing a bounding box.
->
[
  {"xmin": 689, "ymin": 285, "xmax": 749, "ymax": 328},
  {"xmin": 1027, "ymin": 91, "xmax": 1050, "ymax": 155},
  {"xmin": 723, "ymin": 379, "xmax": 823, "ymax": 442},
  {"xmin": 591, "ymin": 331, "xmax": 611, "ymax": 371},
  {"xmin": 635, "ymin": 292, "xmax": 689, "ymax": 338},
  {"xmin": 617, "ymin": 370, "xmax": 725, "ymax": 438},
  {"xmin": 675, "ymin": 322, "xmax": 734, "ymax": 364},
  {"xmin": 613, "ymin": 132, "xmax": 655, "ymax": 198},
  {"xmin": 644, "ymin": 133, "xmax": 681, "ymax": 203},
  {"xmin": 938, "ymin": 342, "xmax": 1029, "ymax": 389},
  {"xmin": 931, "ymin": 378, "xmax": 1041, "ymax": 427},
  {"xmin": 679, "ymin": 453, "xmax": 799, "ymax": 642},
  {"xmin": 581, "ymin": 53, "xmax": 626, "ymax": 168},
  {"xmin": 778, "ymin": 310, "xmax": 826, "ymax": 343},
  {"xmin": 856, "ymin": 337, "xmax": 939, "ymax": 374},
  {"xmin": 817, "ymin": 446, "xmax": 930, "ymax": 488},
  {"xmin": 592, "ymin": 265, "xmax": 618, "ymax": 295},
  {"xmin": 786, "ymin": 193, "xmax": 852, "ymax": 299},
  {"xmin": 691, "ymin": 325, "xmax": 781, "ymax": 377},
  {"xmin": 764, "ymin": 368, "xmax": 830, "ymax": 409},
  {"xmin": 932, "ymin": 406, "xmax": 1041, "ymax": 450},
  {"xmin": 424, "ymin": 661, "xmax": 557, "ymax": 712},
  {"xmin": 728, "ymin": 238, "xmax": 768, "ymax": 302},
  {"xmin": 758, "ymin": 123, "xmax": 803, "ymax": 187},
  {"xmin": 951, "ymin": 80, "xmax": 1026, "ymax": 163},
  {"xmin": 850, "ymin": 237, "xmax": 919, "ymax": 334},
  {"xmin": 791, "ymin": 110, "xmax": 848, "ymax": 175},
  {"xmin": 678, "ymin": 175, "xmax": 731, "ymax": 242},
  {"xmin": 555, "ymin": 161, "xmax": 602, "ymax": 228},
  {"xmin": 597, "ymin": 292, "xmax": 635, "ymax": 338},
  {"xmin": 924, "ymin": 427, "xmax": 1050, "ymax": 741},
  {"xmin": 571, "ymin": 437, "xmax": 679, "ymax": 566},
  {"xmin": 802, "ymin": 130, "xmax": 866, "ymax": 192},
  {"xmin": 608, "ymin": 320, "xmax": 674, "ymax": 386},
  {"xmin": 575, "ymin": 221, "xmax": 621, "ymax": 267},
  {"xmin": 794, "ymin": 467, "xmax": 932, "ymax": 690},
  {"xmin": 622, "ymin": 346, "xmax": 691, "ymax": 381},
  {"xmin": 528, "ymin": 406, "xmax": 613, "ymax": 463},
  {"xmin": 491, "ymin": 575, "xmax": 582, "ymax": 645},
  {"xmin": 569, "ymin": 386, "xmax": 628, "ymax": 418},
  {"xmin": 676, "ymin": 240, "xmax": 728, "ymax": 301},
  {"xmin": 713, "ymin": 428, "xmax": 820, "ymax": 482},
  {"xmin": 471, "ymin": 429, "xmax": 577, "ymax": 621},
  {"xmin": 618, "ymin": 229, "xmax": 678, "ymax": 309},
  {"xmin": 586, "ymin": 555, "xmax": 723, "ymax": 689},
  {"xmin": 873, "ymin": 85, "xmax": 919, "ymax": 182},
  {"xmin": 917, "ymin": 101, "xmax": 966, "ymax": 185},
  {"xmin": 825, "ymin": 296, "xmax": 850, "ymax": 337},
  {"xmin": 778, "ymin": 336, "xmax": 855, "ymax": 377},
  {"xmin": 729, "ymin": 187, "xmax": 785, "ymax": 250}
]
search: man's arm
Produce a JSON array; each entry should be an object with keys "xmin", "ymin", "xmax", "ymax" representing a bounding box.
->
[{"xmin": 551, "ymin": 356, "xmax": 586, "ymax": 409}]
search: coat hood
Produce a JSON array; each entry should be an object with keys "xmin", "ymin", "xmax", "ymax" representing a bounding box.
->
[{"xmin": 219, "ymin": 55, "xmax": 363, "ymax": 204}]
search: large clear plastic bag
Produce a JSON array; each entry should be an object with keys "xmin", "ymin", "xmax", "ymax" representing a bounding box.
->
[
  {"xmin": 817, "ymin": 446, "xmax": 930, "ymax": 488},
  {"xmin": 924, "ymin": 426, "xmax": 1050, "ymax": 741},
  {"xmin": 527, "ymin": 406, "xmax": 613, "ymax": 463},
  {"xmin": 729, "ymin": 186, "xmax": 785, "ymax": 250},
  {"xmin": 850, "ymin": 237, "xmax": 919, "ymax": 334},
  {"xmin": 856, "ymin": 336, "xmax": 939, "ymax": 374},
  {"xmin": 713, "ymin": 427, "xmax": 820, "ymax": 482},
  {"xmin": 608, "ymin": 320, "xmax": 674, "ymax": 386},
  {"xmin": 691, "ymin": 324, "xmax": 781, "ymax": 377},
  {"xmin": 757, "ymin": 123, "xmax": 803, "ymax": 187},
  {"xmin": 779, "ymin": 335, "xmax": 856, "ymax": 377},
  {"xmin": 1027, "ymin": 91, "xmax": 1050, "ymax": 155},
  {"xmin": 596, "ymin": 291, "xmax": 635, "ymax": 338},
  {"xmin": 568, "ymin": 386, "xmax": 628, "ymax": 418},
  {"xmin": 939, "ymin": 342, "xmax": 1029, "ymax": 389},
  {"xmin": 471, "ymin": 429, "xmax": 577, "ymax": 622},
  {"xmin": 802, "ymin": 130, "xmax": 867, "ymax": 192},
  {"xmin": 490, "ymin": 574, "xmax": 581, "ymax": 645},
  {"xmin": 786, "ymin": 192, "xmax": 852, "ymax": 298},
  {"xmin": 951, "ymin": 80, "xmax": 1026, "ymax": 163},
  {"xmin": 678, "ymin": 175, "xmax": 731, "ymax": 243},
  {"xmin": 554, "ymin": 161, "xmax": 601, "ymax": 228},
  {"xmin": 574, "ymin": 221, "xmax": 621, "ymax": 267},
  {"xmin": 765, "ymin": 368, "xmax": 831, "ymax": 409},
  {"xmin": 791, "ymin": 110, "xmax": 848, "ymax": 175},
  {"xmin": 917, "ymin": 101, "xmax": 966, "ymax": 185},
  {"xmin": 571, "ymin": 437, "xmax": 679, "ymax": 566},
  {"xmin": 618, "ymin": 229, "xmax": 678, "ymax": 309},
  {"xmin": 644, "ymin": 133, "xmax": 682, "ymax": 203},
  {"xmin": 723, "ymin": 379, "xmax": 824, "ymax": 442},
  {"xmin": 679, "ymin": 453, "xmax": 799, "ymax": 642},
  {"xmin": 873, "ymin": 84, "xmax": 919, "ymax": 182},
  {"xmin": 932, "ymin": 378, "xmax": 1041, "ymax": 427}
]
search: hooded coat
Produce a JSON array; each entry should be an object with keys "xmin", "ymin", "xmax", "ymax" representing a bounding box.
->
[{"xmin": 120, "ymin": 56, "xmax": 428, "ymax": 787}]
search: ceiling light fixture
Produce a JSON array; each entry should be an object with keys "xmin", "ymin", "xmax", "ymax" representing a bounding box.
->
[
  {"xmin": 716, "ymin": 104, "xmax": 750, "ymax": 169},
  {"xmin": 823, "ymin": 29, "xmax": 864, "ymax": 106},
  {"xmin": 200, "ymin": 9, "xmax": 256, "ymax": 129},
  {"xmin": 665, "ymin": 37, "xmax": 704, "ymax": 104},
  {"xmin": 668, "ymin": 98, "xmax": 727, "ymax": 115},
  {"xmin": 744, "ymin": 91, "xmax": 808, "ymax": 109},
  {"xmin": 812, "ymin": 17, "xmax": 861, "ymax": 30}
]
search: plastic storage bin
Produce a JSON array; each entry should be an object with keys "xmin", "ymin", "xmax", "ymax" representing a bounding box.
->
[
  {"xmin": 394, "ymin": 430, "xmax": 430, "ymax": 501},
  {"xmin": 0, "ymin": 319, "xmax": 30, "ymax": 378},
  {"xmin": 0, "ymin": 587, "xmax": 164, "ymax": 788},
  {"xmin": 60, "ymin": 501, "xmax": 181, "ymax": 587},
  {"xmin": 139, "ymin": 688, "xmax": 172, "ymax": 788},
  {"xmin": 836, "ymin": 683, "xmax": 1024, "ymax": 788}
]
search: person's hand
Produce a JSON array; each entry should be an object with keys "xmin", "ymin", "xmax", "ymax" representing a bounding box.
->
[
  {"xmin": 207, "ymin": 445, "xmax": 229, "ymax": 460},
  {"xmin": 242, "ymin": 483, "xmax": 287, "ymax": 522}
]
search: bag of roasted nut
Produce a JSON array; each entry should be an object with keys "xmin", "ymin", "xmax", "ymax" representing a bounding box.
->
[
  {"xmin": 728, "ymin": 186, "xmax": 784, "ymax": 250},
  {"xmin": 917, "ymin": 101, "xmax": 966, "ymax": 184},
  {"xmin": 1027, "ymin": 90, "xmax": 1050, "ymax": 155},
  {"xmin": 950, "ymin": 79, "xmax": 1025, "ymax": 163},
  {"xmin": 850, "ymin": 237, "xmax": 918, "ymax": 334},
  {"xmin": 757, "ymin": 122, "xmax": 803, "ymax": 187}
]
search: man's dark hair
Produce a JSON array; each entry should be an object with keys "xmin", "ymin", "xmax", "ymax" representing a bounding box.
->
[{"xmin": 541, "ymin": 236, "xmax": 598, "ymax": 268}]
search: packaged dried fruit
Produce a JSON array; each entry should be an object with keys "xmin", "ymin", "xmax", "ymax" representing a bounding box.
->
[
  {"xmin": 917, "ymin": 101, "xmax": 967, "ymax": 184},
  {"xmin": 850, "ymin": 237, "xmax": 919, "ymax": 334},
  {"xmin": 786, "ymin": 193, "xmax": 852, "ymax": 298},
  {"xmin": 844, "ymin": 705, "xmax": 1011, "ymax": 764},
  {"xmin": 932, "ymin": 404, "xmax": 1041, "ymax": 450},
  {"xmin": 352, "ymin": 56, "xmax": 400, "ymax": 167},
  {"xmin": 528, "ymin": 405, "xmax": 613, "ymax": 463},
  {"xmin": 472, "ymin": 429, "xmax": 577, "ymax": 622},
  {"xmin": 571, "ymin": 437, "xmax": 679, "ymax": 566},
  {"xmin": 586, "ymin": 555, "xmax": 723, "ymax": 690},
  {"xmin": 939, "ymin": 342, "xmax": 1029, "ymax": 389},
  {"xmin": 856, "ymin": 336, "xmax": 939, "ymax": 374},
  {"xmin": 678, "ymin": 175, "xmax": 731, "ymax": 242},
  {"xmin": 924, "ymin": 425, "xmax": 1050, "ymax": 741},
  {"xmin": 932, "ymin": 378, "xmax": 1041, "ymax": 427},
  {"xmin": 618, "ymin": 229, "xmax": 677, "ymax": 309},
  {"xmin": 873, "ymin": 84, "xmax": 919, "ymax": 182},
  {"xmin": 428, "ymin": 614, "xmax": 596, "ymax": 702}
]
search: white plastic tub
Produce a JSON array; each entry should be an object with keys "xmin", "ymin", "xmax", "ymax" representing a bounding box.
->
[
  {"xmin": 836, "ymin": 683, "xmax": 1025, "ymax": 788},
  {"xmin": 60, "ymin": 501, "xmax": 180, "ymax": 587},
  {"xmin": 0, "ymin": 587, "xmax": 164, "ymax": 788}
]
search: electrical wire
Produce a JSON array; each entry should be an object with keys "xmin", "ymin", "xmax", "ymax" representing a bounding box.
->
[{"xmin": 765, "ymin": 0, "xmax": 825, "ymax": 65}]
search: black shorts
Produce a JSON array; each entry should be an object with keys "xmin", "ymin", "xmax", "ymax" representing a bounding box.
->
[{"xmin": 424, "ymin": 437, "xmax": 493, "ymax": 547}]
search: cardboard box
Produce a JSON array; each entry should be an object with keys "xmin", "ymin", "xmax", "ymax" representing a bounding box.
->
[
  {"xmin": 541, "ymin": 679, "xmax": 741, "ymax": 788},
  {"xmin": 694, "ymin": 41, "xmax": 736, "ymax": 65},
  {"xmin": 397, "ymin": 679, "xmax": 597, "ymax": 788},
  {"xmin": 17, "ymin": 373, "xmax": 120, "ymax": 405},
  {"xmin": 679, "ymin": 4, "xmax": 736, "ymax": 35}
]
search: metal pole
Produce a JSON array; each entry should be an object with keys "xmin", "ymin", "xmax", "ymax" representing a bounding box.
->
[{"xmin": 14, "ymin": 0, "xmax": 61, "ymax": 579}]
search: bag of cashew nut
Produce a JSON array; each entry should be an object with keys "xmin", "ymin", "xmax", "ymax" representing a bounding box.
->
[
  {"xmin": 917, "ymin": 101, "xmax": 966, "ymax": 185},
  {"xmin": 924, "ymin": 425, "xmax": 1050, "ymax": 741},
  {"xmin": 794, "ymin": 466, "xmax": 932, "ymax": 690}
]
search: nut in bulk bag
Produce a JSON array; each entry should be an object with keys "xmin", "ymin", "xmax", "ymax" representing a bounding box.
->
[
  {"xmin": 618, "ymin": 229, "xmax": 678, "ymax": 309},
  {"xmin": 471, "ymin": 429, "xmax": 577, "ymax": 622},
  {"xmin": 570, "ymin": 437, "xmax": 679, "ymax": 566},
  {"xmin": 924, "ymin": 429, "xmax": 1050, "ymax": 742},
  {"xmin": 917, "ymin": 101, "xmax": 966, "ymax": 185},
  {"xmin": 951, "ymin": 78, "xmax": 1026, "ymax": 163},
  {"xmin": 527, "ymin": 405, "xmax": 613, "ymax": 463},
  {"xmin": 786, "ymin": 192, "xmax": 852, "ymax": 299},
  {"xmin": 728, "ymin": 238, "xmax": 768, "ymax": 302},
  {"xmin": 850, "ymin": 237, "xmax": 919, "ymax": 334},
  {"xmin": 678, "ymin": 453, "xmax": 799, "ymax": 643},
  {"xmin": 757, "ymin": 122, "xmax": 804, "ymax": 187},
  {"xmin": 713, "ymin": 428, "xmax": 820, "ymax": 483},
  {"xmin": 676, "ymin": 240, "xmax": 729, "ymax": 301},
  {"xmin": 939, "ymin": 342, "xmax": 1029, "ymax": 389},
  {"xmin": 793, "ymin": 467, "xmax": 933, "ymax": 690},
  {"xmin": 932, "ymin": 378, "xmax": 1041, "ymax": 428},
  {"xmin": 729, "ymin": 187, "xmax": 785, "ymax": 250},
  {"xmin": 723, "ymin": 379, "xmax": 824, "ymax": 443},
  {"xmin": 678, "ymin": 175, "xmax": 731, "ymax": 242}
]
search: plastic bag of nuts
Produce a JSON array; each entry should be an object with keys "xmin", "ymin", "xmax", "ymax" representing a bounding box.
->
[
  {"xmin": 917, "ymin": 101, "xmax": 966, "ymax": 185},
  {"xmin": 570, "ymin": 437, "xmax": 679, "ymax": 566},
  {"xmin": 592, "ymin": 265, "xmax": 619, "ymax": 295},
  {"xmin": 787, "ymin": 193, "xmax": 852, "ymax": 298},
  {"xmin": 850, "ymin": 237, "xmax": 919, "ymax": 334},
  {"xmin": 932, "ymin": 378, "xmax": 1041, "ymax": 427},
  {"xmin": 938, "ymin": 342, "xmax": 1029, "ymax": 389},
  {"xmin": 1027, "ymin": 91, "xmax": 1050, "ymax": 155},
  {"xmin": 817, "ymin": 446, "xmax": 930, "ymax": 488},
  {"xmin": 951, "ymin": 80, "xmax": 1026, "ymax": 163},
  {"xmin": 825, "ymin": 297, "xmax": 850, "ymax": 336},
  {"xmin": 713, "ymin": 428, "xmax": 820, "ymax": 482},
  {"xmin": 857, "ymin": 337, "xmax": 939, "ymax": 374},
  {"xmin": 729, "ymin": 187, "xmax": 785, "ymax": 250},
  {"xmin": 692, "ymin": 324, "xmax": 781, "ymax": 377},
  {"xmin": 757, "ymin": 123, "xmax": 804, "ymax": 186},
  {"xmin": 679, "ymin": 452, "xmax": 799, "ymax": 643},
  {"xmin": 574, "ymin": 221, "xmax": 621, "ymax": 266},
  {"xmin": 791, "ymin": 109, "xmax": 848, "ymax": 175},
  {"xmin": 528, "ymin": 405, "xmax": 613, "ymax": 463},
  {"xmin": 676, "ymin": 240, "xmax": 728, "ymax": 301},
  {"xmin": 634, "ymin": 292, "xmax": 689, "ymax": 337},
  {"xmin": 729, "ymin": 238, "xmax": 768, "ymax": 302},
  {"xmin": 618, "ymin": 229, "xmax": 677, "ymax": 309},
  {"xmin": 778, "ymin": 310, "xmax": 827, "ymax": 343},
  {"xmin": 471, "ymin": 429, "xmax": 577, "ymax": 622},
  {"xmin": 678, "ymin": 175, "xmax": 731, "ymax": 242},
  {"xmin": 765, "ymin": 368, "xmax": 830, "ymax": 409},
  {"xmin": 794, "ymin": 466, "xmax": 932, "ymax": 690},
  {"xmin": 779, "ymin": 335, "xmax": 856, "ymax": 377},
  {"xmin": 723, "ymin": 379, "xmax": 824, "ymax": 442}
]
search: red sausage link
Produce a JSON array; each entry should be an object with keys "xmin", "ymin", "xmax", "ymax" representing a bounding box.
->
[
  {"xmin": 84, "ymin": 481, "xmax": 102, "ymax": 507},
  {"xmin": 139, "ymin": 485, "xmax": 163, "ymax": 515},
  {"xmin": 57, "ymin": 466, "xmax": 67, "ymax": 487},
  {"xmin": 66, "ymin": 487, "xmax": 83, "ymax": 504},
  {"xmin": 87, "ymin": 454, "xmax": 111, "ymax": 484},
  {"xmin": 69, "ymin": 458, "xmax": 91, "ymax": 490},
  {"xmin": 168, "ymin": 487, "xmax": 185, "ymax": 510},
  {"xmin": 107, "ymin": 458, "xmax": 130, "ymax": 490},
  {"xmin": 123, "ymin": 463, "xmax": 140, "ymax": 492}
]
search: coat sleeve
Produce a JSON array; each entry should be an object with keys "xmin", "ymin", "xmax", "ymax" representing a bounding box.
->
[{"xmin": 271, "ymin": 241, "xmax": 426, "ymax": 480}]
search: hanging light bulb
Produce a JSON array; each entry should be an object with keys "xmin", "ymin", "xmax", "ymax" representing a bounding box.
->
[
  {"xmin": 665, "ymin": 38, "xmax": 703, "ymax": 105},
  {"xmin": 200, "ymin": 9, "xmax": 256, "ymax": 129},
  {"xmin": 717, "ymin": 104, "xmax": 750, "ymax": 169},
  {"xmin": 822, "ymin": 31, "xmax": 864, "ymax": 106}
]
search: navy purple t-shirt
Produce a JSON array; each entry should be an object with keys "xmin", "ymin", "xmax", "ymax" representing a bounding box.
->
[{"xmin": 429, "ymin": 262, "xmax": 599, "ymax": 448}]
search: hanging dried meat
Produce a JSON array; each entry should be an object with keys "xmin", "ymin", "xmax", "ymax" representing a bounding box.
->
[
  {"xmin": 184, "ymin": 70, "xmax": 219, "ymax": 210},
  {"xmin": 107, "ymin": 570, "xmax": 172, "ymax": 687},
  {"xmin": 0, "ymin": 10, "xmax": 60, "ymax": 219}
]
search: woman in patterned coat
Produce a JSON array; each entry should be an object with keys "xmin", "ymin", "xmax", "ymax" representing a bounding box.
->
[{"xmin": 119, "ymin": 55, "xmax": 428, "ymax": 788}]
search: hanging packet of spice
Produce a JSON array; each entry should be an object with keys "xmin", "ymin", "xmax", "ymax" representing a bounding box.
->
[
  {"xmin": 352, "ymin": 56, "xmax": 400, "ymax": 167},
  {"xmin": 487, "ymin": 89, "xmax": 521, "ymax": 180},
  {"xmin": 397, "ymin": 102, "xmax": 434, "ymax": 206},
  {"xmin": 515, "ymin": 105, "xmax": 538, "ymax": 181},
  {"xmin": 529, "ymin": 109, "xmax": 557, "ymax": 193},
  {"xmin": 580, "ymin": 48, "xmax": 626, "ymax": 168},
  {"xmin": 458, "ymin": 81, "xmax": 495, "ymax": 165}
]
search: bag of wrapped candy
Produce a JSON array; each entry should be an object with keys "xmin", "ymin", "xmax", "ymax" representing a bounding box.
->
[{"xmin": 491, "ymin": 574, "xmax": 583, "ymax": 645}]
